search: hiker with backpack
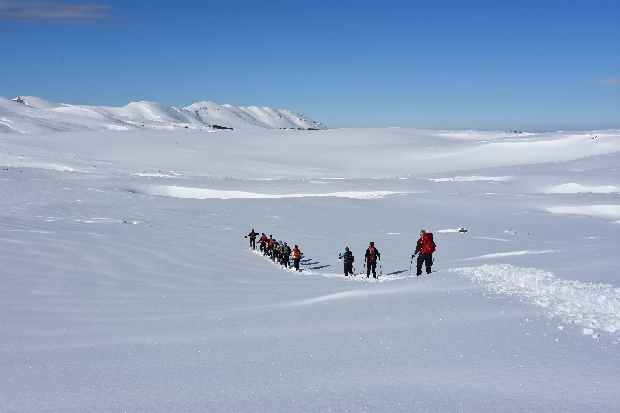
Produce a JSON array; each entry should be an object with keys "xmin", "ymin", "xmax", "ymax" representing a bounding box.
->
[
  {"xmin": 245, "ymin": 229, "xmax": 258, "ymax": 250},
  {"xmin": 412, "ymin": 230, "xmax": 436, "ymax": 276},
  {"xmin": 292, "ymin": 245, "xmax": 302, "ymax": 271},
  {"xmin": 339, "ymin": 247, "xmax": 355, "ymax": 276},
  {"xmin": 267, "ymin": 235, "xmax": 275, "ymax": 259},
  {"xmin": 282, "ymin": 242, "xmax": 291, "ymax": 268},
  {"xmin": 364, "ymin": 242, "xmax": 380, "ymax": 278},
  {"xmin": 276, "ymin": 241, "xmax": 284, "ymax": 263},
  {"xmin": 273, "ymin": 240, "xmax": 281, "ymax": 262},
  {"xmin": 259, "ymin": 233, "xmax": 268, "ymax": 254}
]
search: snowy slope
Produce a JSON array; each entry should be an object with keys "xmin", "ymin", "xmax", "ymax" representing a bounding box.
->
[
  {"xmin": 0, "ymin": 96, "xmax": 326, "ymax": 133},
  {"xmin": 1, "ymin": 126, "xmax": 620, "ymax": 412}
]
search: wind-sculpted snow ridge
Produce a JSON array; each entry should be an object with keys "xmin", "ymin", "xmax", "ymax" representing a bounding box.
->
[
  {"xmin": 0, "ymin": 95, "xmax": 326, "ymax": 133},
  {"xmin": 547, "ymin": 205, "xmax": 620, "ymax": 222},
  {"xmin": 452, "ymin": 264, "xmax": 620, "ymax": 336},
  {"xmin": 250, "ymin": 249, "xmax": 412, "ymax": 282},
  {"xmin": 144, "ymin": 185, "xmax": 398, "ymax": 199}
]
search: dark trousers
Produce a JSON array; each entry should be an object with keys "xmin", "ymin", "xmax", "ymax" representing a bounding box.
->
[
  {"xmin": 366, "ymin": 260, "xmax": 377, "ymax": 277},
  {"xmin": 283, "ymin": 255, "xmax": 290, "ymax": 268},
  {"xmin": 260, "ymin": 242, "xmax": 266, "ymax": 254},
  {"xmin": 294, "ymin": 258, "xmax": 300, "ymax": 271},
  {"xmin": 417, "ymin": 253, "xmax": 432, "ymax": 275},
  {"xmin": 249, "ymin": 238, "xmax": 256, "ymax": 250},
  {"xmin": 344, "ymin": 262, "xmax": 353, "ymax": 276}
]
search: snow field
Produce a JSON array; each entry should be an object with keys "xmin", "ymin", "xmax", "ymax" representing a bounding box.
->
[{"xmin": 1, "ymin": 126, "xmax": 620, "ymax": 412}]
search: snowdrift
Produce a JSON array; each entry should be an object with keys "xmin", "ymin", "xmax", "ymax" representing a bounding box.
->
[{"xmin": 453, "ymin": 265, "xmax": 620, "ymax": 335}]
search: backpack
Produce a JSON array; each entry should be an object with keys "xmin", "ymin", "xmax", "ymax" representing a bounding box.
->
[
  {"xmin": 344, "ymin": 251, "xmax": 354, "ymax": 263},
  {"xmin": 421, "ymin": 233, "xmax": 436, "ymax": 254},
  {"xmin": 368, "ymin": 247, "xmax": 376, "ymax": 261}
]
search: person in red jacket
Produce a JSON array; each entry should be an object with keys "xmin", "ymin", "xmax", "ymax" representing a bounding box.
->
[
  {"xmin": 292, "ymin": 245, "xmax": 302, "ymax": 271},
  {"xmin": 268, "ymin": 235, "xmax": 275, "ymax": 259},
  {"xmin": 259, "ymin": 233, "xmax": 268, "ymax": 254}
]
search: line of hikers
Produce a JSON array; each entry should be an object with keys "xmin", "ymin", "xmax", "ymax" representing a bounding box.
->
[
  {"xmin": 246, "ymin": 230, "xmax": 303, "ymax": 271},
  {"xmin": 247, "ymin": 229, "xmax": 436, "ymax": 278},
  {"xmin": 338, "ymin": 242, "xmax": 382, "ymax": 278}
]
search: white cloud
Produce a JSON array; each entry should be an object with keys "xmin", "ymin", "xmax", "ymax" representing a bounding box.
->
[
  {"xmin": 0, "ymin": 0, "xmax": 113, "ymax": 25},
  {"xmin": 591, "ymin": 78, "xmax": 620, "ymax": 86},
  {"xmin": 0, "ymin": 23, "xmax": 17, "ymax": 32}
]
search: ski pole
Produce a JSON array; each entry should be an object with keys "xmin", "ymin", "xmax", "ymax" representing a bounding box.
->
[{"xmin": 408, "ymin": 257, "xmax": 413, "ymax": 276}]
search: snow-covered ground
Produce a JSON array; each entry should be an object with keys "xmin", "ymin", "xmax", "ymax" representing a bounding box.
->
[{"xmin": 1, "ymin": 124, "xmax": 619, "ymax": 412}]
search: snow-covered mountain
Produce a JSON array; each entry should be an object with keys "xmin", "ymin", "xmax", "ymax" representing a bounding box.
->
[{"xmin": 0, "ymin": 96, "xmax": 326, "ymax": 133}]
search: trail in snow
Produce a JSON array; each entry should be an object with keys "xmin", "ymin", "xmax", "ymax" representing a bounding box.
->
[
  {"xmin": 254, "ymin": 246, "xmax": 620, "ymax": 336},
  {"xmin": 250, "ymin": 249, "xmax": 414, "ymax": 282},
  {"xmin": 452, "ymin": 264, "xmax": 620, "ymax": 337}
]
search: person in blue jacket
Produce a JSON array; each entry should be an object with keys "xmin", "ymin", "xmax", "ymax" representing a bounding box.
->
[{"xmin": 339, "ymin": 247, "xmax": 355, "ymax": 276}]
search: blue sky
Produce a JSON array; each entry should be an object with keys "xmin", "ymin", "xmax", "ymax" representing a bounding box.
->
[{"xmin": 1, "ymin": 0, "xmax": 618, "ymax": 129}]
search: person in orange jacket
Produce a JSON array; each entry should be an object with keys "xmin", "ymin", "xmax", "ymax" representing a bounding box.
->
[{"xmin": 268, "ymin": 235, "xmax": 275, "ymax": 259}]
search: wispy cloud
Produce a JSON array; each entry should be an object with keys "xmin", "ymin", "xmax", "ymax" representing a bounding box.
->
[
  {"xmin": 0, "ymin": 0, "xmax": 113, "ymax": 25},
  {"xmin": 0, "ymin": 23, "xmax": 17, "ymax": 32},
  {"xmin": 591, "ymin": 77, "xmax": 620, "ymax": 86}
]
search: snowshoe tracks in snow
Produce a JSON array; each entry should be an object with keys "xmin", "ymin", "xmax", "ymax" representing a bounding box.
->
[
  {"xmin": 452, "ymin": 264, "xmax": 620, "ymax": 338},
  {"xmin": 249, "ymin": 249, "xmax": 414, "ymax": 282}
]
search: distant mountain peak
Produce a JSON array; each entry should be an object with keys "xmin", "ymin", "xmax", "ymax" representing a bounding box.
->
[{"xmin": 0, "ymin": 96, "xmax": 326, "ymax": 134}]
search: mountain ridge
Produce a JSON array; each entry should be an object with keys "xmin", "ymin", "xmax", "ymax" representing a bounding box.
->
[{"xmin": 0, "ymin": 96, "xmax": 326, "ymax": 134}]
